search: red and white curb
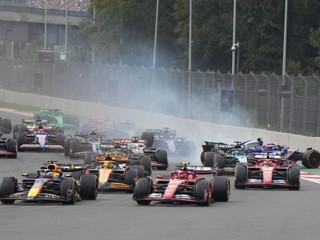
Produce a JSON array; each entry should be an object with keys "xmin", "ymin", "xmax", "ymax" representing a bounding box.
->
[{"xmin": 300, "ymin": 172, "xmax": 320, "ymax": 184}]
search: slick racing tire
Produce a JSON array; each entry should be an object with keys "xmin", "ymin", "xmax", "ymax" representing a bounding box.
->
[
  {"xmin": 57, "ymin": 134, "xmax": 66, "ymax": 147},
  {"xmin": 155, "ymin": 150, "xmax": 168, "ymax": 170},
  {"xmin": 134, "ymin": 178, "xmax": 153, "ymax": 205},
  {"xmin": 141, "ymin": 132, "xmax": 154, "ymax": 148},
  {"xmin": 212, "ymin": 176, "xmax": 230, "ymax": 202},
  {"xmin": 301, "ymin": 149, "xmax": 320, "ymax": 169},
  {"xmin": 80, "ymin": 174, "xmax": 98, "ymax": 200},
  {"xmin": 69, "ymin": 140, "xmax": 80, "ymax": 159},
  {"xmin": 124, "ymin": 169, "xmax": 138, "ymax": 189},
  {"xmin": 288, "ymin": 165, "xmax": 300, "ymax": 190},
  {"xmin": 139, "ymin": 155, "xmax": 152, "ymax": 176},
  {"xmin": 84, "ymin": 152, "xmax": 93, "ymax": 165},
  {"xmin": 200, "ymin": 151, "xmax": 205, "ymax": 165},
  {"xmin": 13, "ymin": 124, "xmax": 28, "ymax": 139},
  {"xmin": 195, "ymin": 180, "xmax": 211, "ymax": 206},
  {"xmin": 130, "ymin": 165, "xmax": 145, "ymax": 178},
  {"xmin": 60, "ymin": 178, "xmax": 78, "ymax": 205},
  {"xmin": 0, "ymin": 177, "xmax": 17, "ymax": 204},
  {"xmin": 1, "ymin": 118, "xmax": 12, "ymax": 134},
  {"xmin": 234, "ymin": 163, "xmax": 247, "ymax": 189},
  {"xmin": 204, "ymin": 152, "xmax": 215, "ymax": 167},
  {"xmin": 214, "ymin": 153, "xmax": 227, "ymax": 169},
  {"xmin": 17, "ymin": 133, "xmax": 26, "ymax": 152},
  {"xmin": 64, "ymin": 138, "xmax": 71, "ymax": 157},
  {"xmin": 6, "ymin": 138, "xmax": 17, "ymax": 158}
]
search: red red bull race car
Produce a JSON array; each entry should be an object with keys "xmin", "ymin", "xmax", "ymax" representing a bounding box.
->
[{"xmin": 133, "ymin": 162, "xmax": 230, "ymax": 206}]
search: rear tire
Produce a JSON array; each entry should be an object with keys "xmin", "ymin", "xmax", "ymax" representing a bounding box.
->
[
  {"xmin": 124, "ymin": 169, "xmax": 138, "ymax": 189},
  {"xmin": 6, "ymin": 139, "xmax": 17, "ymax": 158},
  {"xmin": 84, "ymin": 152, "xmax": 93, "ymax": 165},
  {"xmin": 2, "ymin": 118, "xmax": 12, "ymax": 134},
  {"xmin": 69, "ymin": 140, "xmax": 80, "ymax": 159},
  {"xmin": 80, "ymin": 174, "xmax": 98, "ymax": 200},
  {"xmin": 133, "ymin": 178, "xmax": 152, "ymax": 205},
  {"xmin": 139, "ymin": 155, "xmax": 152, "ymax": 175},
  {"xmin": 212, "ymin": 176, "xmax": 230, "ymax": 202},
  {"xmin": 302, "ymin": 149, "xmax": 320, "ymax": 168},
  {"xmin": 214, "ymin": 153, "xmax": 227, "ymax": 168},
  {"xmin": 17, "ymin": 133, "xmax": 26, "ymax": 152},
  {"xmin": 156, "ymin": 150, "xmax": 168, "ymax": 170},
  {"xmin": 64, "ymin": 138, "xmax": 71, "ymax": 157},
  {"xmin": 141, "ymin": 132, "xmax": 154, "ymax": 148},
  {"xmin": 204, "ymin": 152, "xmax": 215, "ymax": 167},
  {"xmin": 0, "ymin": 177, "xmax": 17, "ymax": 204}
]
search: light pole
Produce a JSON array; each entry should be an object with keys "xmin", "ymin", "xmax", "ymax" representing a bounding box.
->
[
  {"xmin": 280, "ymin": 0, "xmax": 288, "ymax": 132},
  {"xmin": 152, "ymin": 0, "xmax": 159, "ymax": 69},
  {"xmin": 187, "ymin": 0, "xmax": 192, "ymax": 115},
  {"xmin": 44, "ymin": 0, "xmax": 47, "ymax": 50},
  {"xmin": 64, "ymin": 0, "xmax": 68, "ymax": 61},
  {"xmin": 231, "ymin": 0, "xmax": 237, "ymax": 75}
]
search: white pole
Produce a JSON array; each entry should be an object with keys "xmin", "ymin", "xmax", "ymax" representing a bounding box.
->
[{"xmin": 231, "ymin": 0, "xmax": 237, "ymax": 74}]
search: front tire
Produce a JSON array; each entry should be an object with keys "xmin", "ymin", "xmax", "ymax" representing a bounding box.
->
[
  {"xmin": 234, "ymin": 163, "xmax": 247, "ymax": 189},
  {"xmin": 288, "ymin": 165, "xmax": 300, "ymax": 190},
  {"xmin": 60, "ymin": 178, "xmax": 77, "ymax": 204},
  {"xmin": 0, "ymin": 177, "xmax": 18, "ymax": 204},
  {"xmin": 195, "ymin": 180, "xmax": 211, "ymax": 206},
  {"xmin": 80, "ymin": 174, "xmax": 98, "ymax": 200},
  {"xmin": 133, "ymin": 178, "xmax": 153, "ymax": 205}
]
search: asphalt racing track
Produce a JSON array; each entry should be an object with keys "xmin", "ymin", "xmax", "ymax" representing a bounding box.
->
[{"xmin": 1, "ymin": 110, "xmax": 320, "ymax": 240}]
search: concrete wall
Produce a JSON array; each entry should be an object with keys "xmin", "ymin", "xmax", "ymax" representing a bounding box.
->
[{"xmin": 1, "ymin": 88, "xmax": 320, "ymax": 151}]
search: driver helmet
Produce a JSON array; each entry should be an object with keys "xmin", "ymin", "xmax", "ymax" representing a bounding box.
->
[{"xmin": 44, "ymin": 172, "xmax": 53, "ymax": 178}]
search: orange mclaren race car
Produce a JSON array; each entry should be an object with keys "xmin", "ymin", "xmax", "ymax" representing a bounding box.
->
[{"xmin": 79, "ymin": 159, "xmax": 145, "ymax": 192}]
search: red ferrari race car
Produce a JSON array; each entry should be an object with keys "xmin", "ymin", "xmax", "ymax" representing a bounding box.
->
[
  {"xmin": 234, "ymin": 154, "xmax": 300, "ymax": 190},
  {"xmin": 133, "ymin": 162, "xmax": 230, "ymax": 206},
  {"xmin": 0, "ymin": 134, "xmax": 17, "ymax": 158}
]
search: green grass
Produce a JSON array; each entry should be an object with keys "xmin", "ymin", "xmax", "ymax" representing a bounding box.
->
[{"xmin": 0, "ymin": 100, "xmax": 38, "ymax": 112}]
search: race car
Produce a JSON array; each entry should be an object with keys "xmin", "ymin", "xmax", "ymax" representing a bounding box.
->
[
  {"xmin": 234, "ymin": 154, "xmax": 300, "ymax": 190},
  {"xmin": 85, "ymin": 140, "xmax": 152, "ymax": 176},
  {"xmin": 201, "ymin": 139, "xmax": 320, "ymax": 171},
  {"xmin": 133, "ymin": 162, "xmax": 230, "ymax": 206},
  {"xmin": 81, "ymin": 118, "xmax": 136, "ymax": 139},
  {"xmin": 141, "ymin": 128, "xmax": 196, "ymax": 158},
  {"xmin": 115, "ymin": 138, "xmax": 168, "ymax": 170},
  {"xmin": 0, "ymin": 117, "xmax": 12, "ymax": 134},
  {"xmin": 0, "ymin": 133, "xmax": 17, "ymax": 158},
  {"xmin": 0, "ymin": 161, "xmax": 98, "ymax": 204},
  {"xmin": 16, "ymin": 126, "xmax": 65, "ymax": 152},
  {"xmin": 22, "ymin": 108, "xmax": 79, "ymax": 130},
  {"xmin": 77, "ymin": 159, "xmax": 146, "ymax": 192},
  {"xmin": 64, "ymin": 130, "xmax": 104, "ymax": 158}
]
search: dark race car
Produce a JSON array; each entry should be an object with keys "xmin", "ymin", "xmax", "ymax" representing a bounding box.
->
[
  {"xmin": 64, "ymin": 130, "xmax": 105, "ymax": 158},
  {"xmin": 234, "ymin": 154, "xmax": 300, "ymax": 190},
  {"xmin": 133, "ymin": 162, "xmax": 230, "ymax": 206},
  {"xmin": 200, "ymin": 139, "xmax": 320, "ymax": 173},
  {"xmin": 0, "ymin": 133, "xmax": 17, "ymax": 158},
  {"xmin": 0, "ymin": 161, "xmax": 98, "ymax": 204},
  {"xmin": 141, "ymin": 128, "xmax": 196, "ymax": 158}
]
